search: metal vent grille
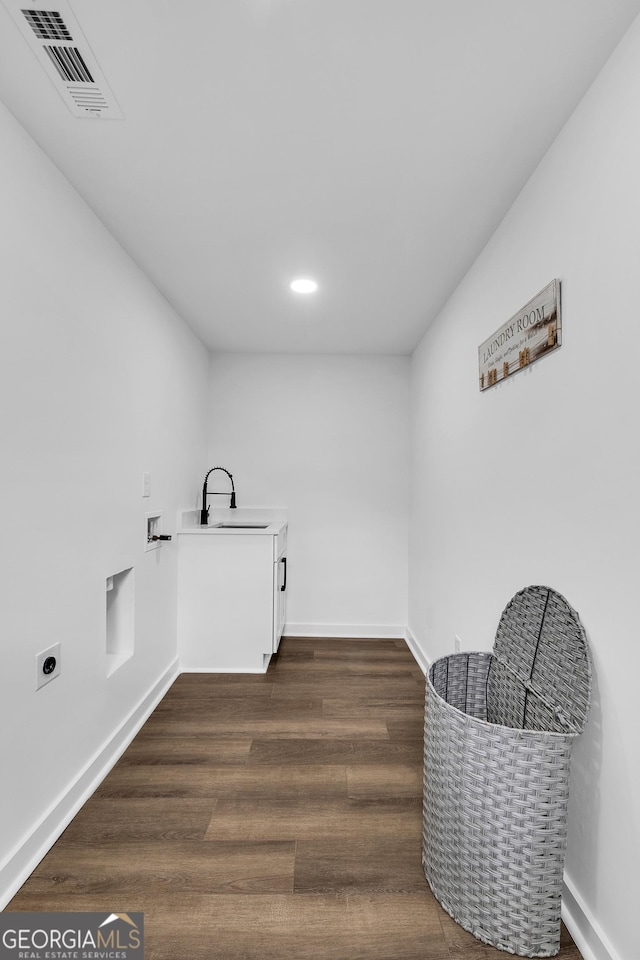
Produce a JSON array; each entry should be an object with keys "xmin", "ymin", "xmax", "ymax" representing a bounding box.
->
[
  {"xmin": 3, "ymin": 0, "xmax": 123, "ymax": 118},
  {"xmin": 21, "ymin": 8, "xmax": 72, "ymax": 40},
  {"xmin": 44, "ymin": 44, "xmax": 93, "ymax": 83},
  {"xmin": 69, "ymin": 87, "xmax": 109, "ymax": 112}
]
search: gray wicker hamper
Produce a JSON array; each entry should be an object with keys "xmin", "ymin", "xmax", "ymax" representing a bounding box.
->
[{"xmin": 422, "ymin": 585, "xmax": 591, "ymax": 958}]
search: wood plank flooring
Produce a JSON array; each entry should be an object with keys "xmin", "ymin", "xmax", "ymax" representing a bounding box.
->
[{"xmin": 8, "ymin": 637, "xmax": 583, "ymax": 960}]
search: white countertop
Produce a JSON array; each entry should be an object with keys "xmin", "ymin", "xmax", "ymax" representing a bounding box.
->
[{"xmin": 178, "ymin": 508, "xmax": 287, "ymax": 536}]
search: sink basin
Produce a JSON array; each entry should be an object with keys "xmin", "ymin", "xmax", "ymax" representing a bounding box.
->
[{"xmin": 211, "ymin": 523, "xmax": 270, "ymax": 529}]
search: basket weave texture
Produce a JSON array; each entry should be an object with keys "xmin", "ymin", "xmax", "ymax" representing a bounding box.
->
[{"xmin": 422, "ymin": 586, "xmax": 591, "ymax": 958}]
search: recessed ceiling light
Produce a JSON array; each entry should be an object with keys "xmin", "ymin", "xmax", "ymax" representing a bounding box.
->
[{"xmin": 290, "ymin": 278, "xmax": 318, "ymax": 294}]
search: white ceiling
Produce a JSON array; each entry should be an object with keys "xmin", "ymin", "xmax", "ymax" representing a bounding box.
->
[{"xmin": 1, "ymin": 1, "xmax": 639, "ymax": 355}]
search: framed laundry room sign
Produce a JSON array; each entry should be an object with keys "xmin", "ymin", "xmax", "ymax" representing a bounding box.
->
[{"xmin": 478, "ymin": 279, "xmax": 561, "ymax": 391}]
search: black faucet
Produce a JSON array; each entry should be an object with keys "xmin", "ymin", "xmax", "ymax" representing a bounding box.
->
[{"xmin": 200, "ymin": 466, "xmax": 236, "ymax": 524}]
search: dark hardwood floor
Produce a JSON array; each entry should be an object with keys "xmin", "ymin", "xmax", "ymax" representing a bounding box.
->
[{"xmin": 8, "ymin": 637, "xmax": 582, "ymax": 959}]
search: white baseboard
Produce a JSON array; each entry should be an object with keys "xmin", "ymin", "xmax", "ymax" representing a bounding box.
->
[
  {"xmin": 283, "ymin": 622, "xmax": 405, "ymax": 639},
  {"xmin": 181, "ymin": 666, "xmax": 270, "ymax": 674},
  {"xmin": 404, "ymin": 625, "xmax": 430, "ymax": 675},
  {"xmin": 562, "ymin": 875, "xmax": 621, "ymax": 960},
  {"xmin": 0, "ymin": 659, "xmax": 179, "ymax": 909}
]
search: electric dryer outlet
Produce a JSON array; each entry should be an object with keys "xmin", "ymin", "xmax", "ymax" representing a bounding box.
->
[{"xmin": 36, "ymin": 642, "xmax": 61, "ymax": 690}]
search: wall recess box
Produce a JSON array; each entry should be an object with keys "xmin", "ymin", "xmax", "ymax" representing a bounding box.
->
[
  {"xmin": 106, "ymin": 567, "xmax": 134, "ymax": 677},
  {"xmin": 145, "ymin": 511, "xmax": 162, "ymax": 551}
]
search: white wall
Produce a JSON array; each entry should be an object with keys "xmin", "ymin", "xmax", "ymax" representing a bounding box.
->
[
  {"xmin": 409, "ymin": 19, "xmax": 640, "ymax": 960},
  {"xmin": 207, "ymin": 353, "xmax": 409, "ymax": 636},
  {"xmin": 0, "ymin": 101, "xmax": 210, "ymax": 903}
]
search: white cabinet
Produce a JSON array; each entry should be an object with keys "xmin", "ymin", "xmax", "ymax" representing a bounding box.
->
[
  {"xmin": 273, "ymin": 545, "xmax": 286, "ymax": 654},
  {"xmin": 177, "ymin": 522, "xmax": 287, "ymax": 672}
]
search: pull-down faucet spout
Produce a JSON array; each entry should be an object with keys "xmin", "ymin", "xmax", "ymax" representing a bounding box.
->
[{"xmin": 200, "ymin": 466, "xmax": 236, "ymax": 524}]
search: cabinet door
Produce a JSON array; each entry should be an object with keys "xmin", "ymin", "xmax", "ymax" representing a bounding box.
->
[
  {"xmin": 273, "ymin": 555, "xmax": 287, "ymax": 652},
  {"xmin": 178, "ymin": 534, "xmax": 273, "ymax": 671}
]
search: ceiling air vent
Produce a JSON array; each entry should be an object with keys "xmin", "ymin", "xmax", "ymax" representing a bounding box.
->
[{"xmin": 2, "ymin": 0, "xmax": 123, "ymax": 118}]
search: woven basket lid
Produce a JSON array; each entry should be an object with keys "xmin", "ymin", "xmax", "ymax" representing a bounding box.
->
[{"xmin": 492, "ymin": 585, "xmax": 592, "ymax": 733}]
